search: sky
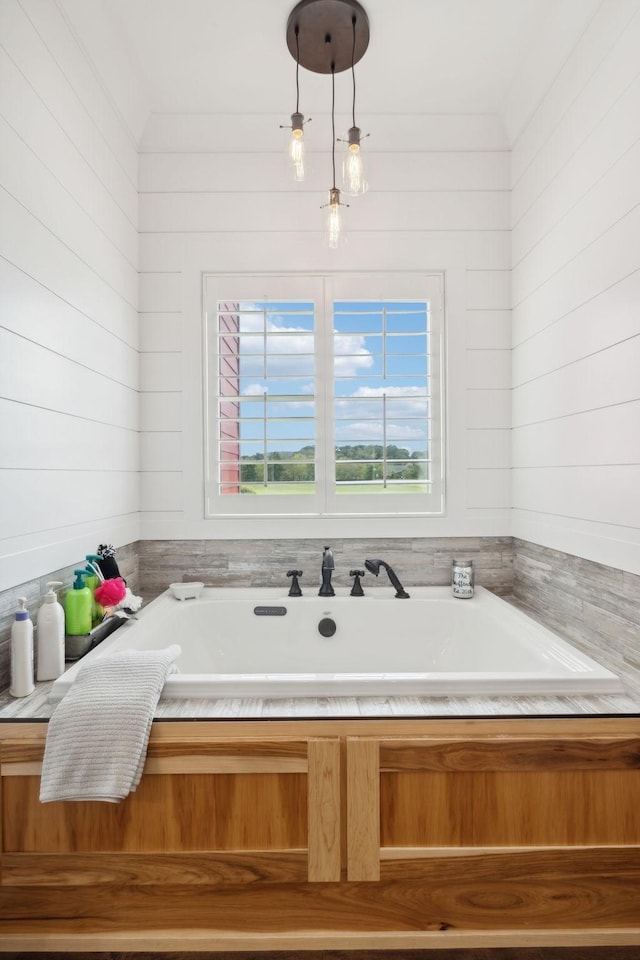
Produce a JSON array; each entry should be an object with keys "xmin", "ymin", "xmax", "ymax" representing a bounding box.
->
[{"xmin": 216, "ymin": 300, "xmax": 431, "ymax": 457}]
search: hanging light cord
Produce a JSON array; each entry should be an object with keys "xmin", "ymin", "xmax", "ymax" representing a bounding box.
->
[
  {"xmin": 351, "ymin": 16, "xmax": 357, "ymax": 128},
  {"xmin": 331, "ymin": 62, "xmax": 337, "ymax": 189},
  {"xmin": 295, "ymin": 26, "xmax": 301, "ymax": 113}
]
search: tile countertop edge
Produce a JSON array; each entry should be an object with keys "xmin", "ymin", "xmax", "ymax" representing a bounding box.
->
[{"xmin": 1, "ymin": 682, "xmax": 639, "ymax": 721}]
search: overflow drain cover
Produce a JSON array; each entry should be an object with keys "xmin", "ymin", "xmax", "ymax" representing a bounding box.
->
[{"xmin": 318, "ymin": 618, "xmax": 337, "ymax": 638}]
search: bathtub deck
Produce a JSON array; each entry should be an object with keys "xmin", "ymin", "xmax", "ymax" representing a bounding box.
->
[
  {"xmin": 1, "ymin": 678, "xmax": 638, "ymax": 721},
  {"xmin": 2, "ymin": 594, "xmax": 639, "ymax": 723}
]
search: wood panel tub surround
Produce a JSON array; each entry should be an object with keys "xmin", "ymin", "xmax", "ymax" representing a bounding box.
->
[
  {"xmin": 0, "ymin": 732, "xmax": 341, "ymax": 881},
  {"xmin": 1, "ymin": 718, "xmax": 640, "ymax": 952}
]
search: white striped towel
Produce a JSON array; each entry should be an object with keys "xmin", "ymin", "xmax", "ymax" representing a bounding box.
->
[{"xmin": 39, "ymin": 644, "xmax": 181, "ymax": 803}]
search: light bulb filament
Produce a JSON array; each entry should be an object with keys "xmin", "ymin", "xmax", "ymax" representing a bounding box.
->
[
  {"xmin": 287, "ymin": 112, "xmax": 306, "ymax": 181},
  {"xmin": 342, "ymin": 126, "xmax": 368, "ymax": 196},
  {"xmin": 289, "ymin": 132, "xmax": 305, "ymax": 181},
  {"xmin": 328, "ymin": 202, "xmax": 341, "ymax": 248}
]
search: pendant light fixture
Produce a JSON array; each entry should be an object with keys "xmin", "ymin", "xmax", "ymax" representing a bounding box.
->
[
  {"xmin": 322, "ymin": 63, "xmax": 348, "ymax": 248},
  {"xmin": 283, "ymin": 0, "xmax": 370, "ymax": 245},
  {"xmin": 338, "ymin": 13, "xmax": 369, "ymax": 196},
  {"xmin": 280, "ymin": 24, "xmax": 310, "ymax": 181}
]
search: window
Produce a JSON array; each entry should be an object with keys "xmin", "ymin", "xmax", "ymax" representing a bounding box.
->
[
  {"xmin": 204, "ymin": 274, "xmax": 444, "ymax": 517},
  {"xmin": 216, "ymin": 297, "xmax": 316, "ymax": 496}
]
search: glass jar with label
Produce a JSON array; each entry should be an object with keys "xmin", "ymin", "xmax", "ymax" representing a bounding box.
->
[{"xmin": 452, "ymin": 559, "xmax": 474, "ymax": 598}]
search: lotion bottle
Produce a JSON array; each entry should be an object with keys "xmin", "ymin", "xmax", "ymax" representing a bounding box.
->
[
  {"xmin": 36, "ymin": 581, "xmax": 65, "ymax": 680},
  {"xmin": 64, "ymin": 570, "xmax": 92, "ymax": 636},
  {"xmin": 10, "ymin": 597, "xmax": 35, "ymax": 697}
]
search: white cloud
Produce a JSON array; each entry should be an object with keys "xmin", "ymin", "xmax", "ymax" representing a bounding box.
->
[
  {"xmin": 334, "ymin": 385, "xmax": 428, "ymax": 422},
  {"xmin": 333, "ymin": 333, "xmax": 375, "ymax": 378},
  {"xmin": 243, "ymin": 383, "xmax": 268, "ymax": 396},
  {"xmin": 226, "ymin": 309, "xmax": 376, "ymax": 380},
  {"xmin": 350, "ymin": 385, "xmax": 426, "ymax": 398}
]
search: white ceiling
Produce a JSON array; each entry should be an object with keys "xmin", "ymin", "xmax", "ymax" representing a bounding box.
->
[{"xmin": 99, "ymin": 0, "xmax": 569, "ymax": 120}]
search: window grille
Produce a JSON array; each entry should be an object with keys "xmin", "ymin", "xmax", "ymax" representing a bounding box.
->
[
  {"xmin": 333, "ymin": 300, "xmax": 431, "ymax": 495},
  {"xmin": 204, "ymin": 274, "xmax": 443, "ymax": 517},
  {"xmin": 215, "ymin": 299, "xmax": 316, "ymax": 496}
]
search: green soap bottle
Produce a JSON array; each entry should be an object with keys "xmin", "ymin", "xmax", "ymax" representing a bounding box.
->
[
  {"xmin": 64, "ymin": 570, "xmax": 92, "ymax": 636},
  {"xmin": 84, "ymin": 555, "xmax": 103, "ymax": 625}
]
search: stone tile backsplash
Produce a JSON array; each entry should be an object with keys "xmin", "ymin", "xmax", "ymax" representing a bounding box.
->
[
  {"xmin": 513, "ymin": 539, "xmax": 640, "ymax": 694},
  {"xmin": 137, "ymin": 536, "xmax": 514, "ymax": 600},
  {"xmin": 1, "ymin": 536, "xmax": 638, "ymax": 698}
]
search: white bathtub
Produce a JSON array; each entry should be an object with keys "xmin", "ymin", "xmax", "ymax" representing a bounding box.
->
[{"xmin": 49, "ymin": 585, "xmax": 623, "ymax": 701}]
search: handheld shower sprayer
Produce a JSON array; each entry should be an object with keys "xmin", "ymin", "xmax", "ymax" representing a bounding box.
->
[{"xmin": 364, "ymin": 559, "xmax": 410, "ymax": 599}]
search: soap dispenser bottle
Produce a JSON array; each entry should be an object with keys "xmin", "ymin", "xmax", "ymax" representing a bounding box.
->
[
  {"xmin": 10, "ymin": 597, "xmax": 35, "ymax": 697},
  {"xmin": 36, "ymin": 581, "xmax": 65, "ymax": 680},
  {"xmin": 64, "ymin": 571, "xmax": 92, "ymax": 636},
  {"xmin": 84, "ymin": 555, "xmax": 104, "ymax": 626}
]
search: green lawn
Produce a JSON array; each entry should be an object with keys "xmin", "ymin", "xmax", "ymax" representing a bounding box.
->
[{"xmin": 240, "ymin": 483, "xmax": 430, "ymax": 495}]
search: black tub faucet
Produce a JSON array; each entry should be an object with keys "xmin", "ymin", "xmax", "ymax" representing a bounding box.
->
[
  {"xmin": 319, "ymin": 546, "xmax": 335, "ymax": 597},
  {"xmin": 364, "ymin": 559, "xmax": 410, "ymax": 598}
]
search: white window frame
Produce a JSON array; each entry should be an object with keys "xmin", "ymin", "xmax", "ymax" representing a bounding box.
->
[{"xmin": 203, "ymin": 272, "xmax": 445, "ymax": 519}]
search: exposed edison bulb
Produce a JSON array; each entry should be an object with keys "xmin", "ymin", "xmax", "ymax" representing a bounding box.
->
[
  {"xmin": 288, "ymin": 112, "xmax": 306, "ymax": 182},
  {"xmin": 342, "ymin": 127, "xmax": 368, "ymax": 196},
  {"xmin": 326, "ymin": 187, "xmax": 344, "ymax": 249}
]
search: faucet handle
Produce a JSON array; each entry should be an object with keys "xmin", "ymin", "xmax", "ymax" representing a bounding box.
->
[
  {"xmin": 349, "ymin": 569, "xmax": 365, "ymax": 597},
  {"xmin": 287, "ymin": 570, "xmax": 303, "ymax": 597}
]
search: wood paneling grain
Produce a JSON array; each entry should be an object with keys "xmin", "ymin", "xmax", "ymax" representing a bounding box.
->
[
  {"xmin": 1, "ymin": 850, "xmax": 308, "ymax": 886},
  {"xmin": 380, "ymin": 770, "xmax": 640, "ymax": 847},
  {"xmin": 1, "ymin": 738, "xmax": 310, "ymax": 775},
  {"xmin": 307, "ymin": 739, "xmax": 341, "ymax": 882},
  {"xmin": 2, "ymin": 927, "xmax": 640, "ymax": 952},
  {"xmin": 6, "ymin": 931, "xmax": 640, "ymax": 953},
  {"xmin": 2, "ymin": 773, "xmax": 307, "ymax": 853},
  {"xmin": 1, "ymin": 848, "xmax": 639, "ymax": 930},
  {"xmin": 379, "ymin": 845, "xmax": 640, "ymax": 878},
  {"xmin": 379, "ymin": 738, "xmax": 640, "ymax": 771},
  {"xmin": 2, "ymin": 718, "xmax": 640, "ymax": 949},
  {"xmin": 347, "ymin": 739, "xmax": 380, "ymax": 882},
  {"xmin": 1, "ymin": 737, "xmax": 307, "ymax": 765},
  {"xmin": 29, "ymin": 714, "xmax": 631, "ymax": 742},
  {"xmin": 143, "ymin": 755, "xmax": 307, "ymax": 774}
]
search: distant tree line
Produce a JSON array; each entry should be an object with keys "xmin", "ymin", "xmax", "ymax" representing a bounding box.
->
[{"xmin": 239, "ymin": 444, "xmax": 426, "ymax": 484}]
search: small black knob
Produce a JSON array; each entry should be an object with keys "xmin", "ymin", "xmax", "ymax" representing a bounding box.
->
[
  {"xmin": 349, "ymin": 569, "xmax": 365, "ymax": 597},
  {"xmin": 287, "ymin": 570, "xmax": 303, "ymax": 597}
]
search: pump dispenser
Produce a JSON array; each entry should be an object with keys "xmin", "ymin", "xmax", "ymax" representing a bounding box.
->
[
  {"xmin": 36, "ymin": 581, "xmax": 65, "ymax": 680},
  {"xmin": 84, "ymin": 555, "xmax": 104, "ymax": 626},
  {"xmin": 64, "ymin": 571, "xmax": 92, "ymax": 636},
  {"xmin": 10, "ymin": 598, "xmax": 35, "ymax": 697}
]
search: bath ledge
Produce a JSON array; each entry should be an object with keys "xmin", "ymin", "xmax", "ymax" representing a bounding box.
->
[{"xmin": 1, "ymin": 586, "xmax": 638, "ymax": 721}]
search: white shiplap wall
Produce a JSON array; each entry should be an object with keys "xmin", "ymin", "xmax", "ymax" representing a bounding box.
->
[
  {"xmin": 509, "ymin": 0, "xmax": 640, "ymax": 575},
  {"xmin": 3, "ymin": 0, "xmax": 637, "ymax": 588},
  {"xmin": 138, "ymin": 112, "xmax": 512, "ymax": 540},
  {"xmin": 0, "ymin": 0, "xmax": 141, "ymax": 590}
]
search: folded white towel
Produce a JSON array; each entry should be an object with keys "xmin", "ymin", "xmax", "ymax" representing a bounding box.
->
[{"xmin": 39, "ymin": 644, "xmax": 181, "ymax": 803}]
